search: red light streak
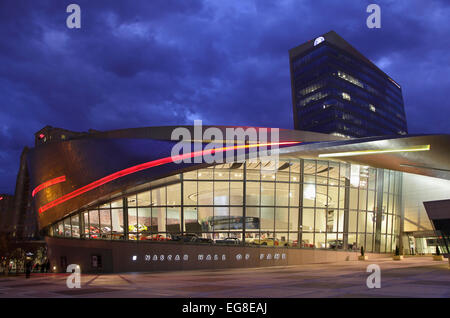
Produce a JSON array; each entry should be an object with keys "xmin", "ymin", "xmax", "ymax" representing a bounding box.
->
[
  {"xmin": 32, "ymin": 176, "xmax": 67, "ymax": 197},
  {"xmin": 38, "ymin": 141, "xmax": 300, "ymax": 214}
]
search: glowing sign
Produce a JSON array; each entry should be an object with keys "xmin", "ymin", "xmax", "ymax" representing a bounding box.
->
[
  {"xmin": 38, "ymin": 141, "xmax": 301, "ymax": 214},
  {"xmin": 318, "ymin": 145, "xmax": 430, "ymax": 158},
  {"xmin": 314, "ymin": 36, "xmax": 325, "ymax": 46},
  {"xmin": 32, "ymin": 176, "xmax": 67, "ymax": 197}
]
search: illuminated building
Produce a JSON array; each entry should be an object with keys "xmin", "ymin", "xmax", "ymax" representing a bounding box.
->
[{"xmin": 289, "ymin": 31, "xmax": 408, "ymax": 138}]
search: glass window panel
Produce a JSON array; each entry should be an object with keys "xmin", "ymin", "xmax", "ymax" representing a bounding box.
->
[
  {"xmin": 230, "ymin": 165, "xmax": 244, "ymax": 180},
  {"xmin": 138, "ymin": 207, "xmax": 151, "ymax": 235},
  {"xmin": 246, "ymin": 162, "xmax": 260, "ymax": 181},
  {"xmin": 82, "ymin": 212, "xmax": 89, "ymax": 239},
  {"xmin": 63, "ymin": 218, "xmax": 71, "ymax": 237},
  {"xmin": 261, "ymin": 182, "xmax": 275, "ymax": 206},
  {"xmin": 368, "ymin": 168, "xmax": 376, "ymax": 190},
  {"xmin": 276, "ymin": 171, "xmax": 290, "ymax": 182},
  {"xmin": 359, "ymin": 189, "xmax": 367, "ymax": 210},
  {"xmin": 357, "ymin": 233, "xmax": 365, "ymax": 251},
  {"xmin": 326, "ymin": 209, "xmax": 338, "ymax": 232},
  {"xmin": 289, "ymin": 208, "xmax": 299, "ymax": 232},
  {"xmin": 339, "ymin": 187, "xmax": 346, "ymax": 209},
  {"xmin": 291, "ymin": 173, "xmax": 300, "ymax": 183},
  {"xmin": 291, "ymin": 160, "xmax": 300, "ymax": 173},
  {"xmin": 128, "ymin": 208, "xmax": 138, "ymax": 240},
  {"xmin": 365, "ymin": 234, "xmax": 373, "ymax": 252},
  {"xmin": 326, "ymin": 232, "xmax": 338, "ymax": 249},
  {"xmin": 381, "ymin": 214, "xmax": 387, "ymax": 234},
  {"xmin": 246, "ymin": 207, "xmax": 260, "ymax": 231},
  {"xmin": 152, "ymin": 187, "xmax": 166, "ymax": 206},
  {"xmin": 71, "ymin": 214, "xmax": 80, "ymax": 238},
  {"xmin": 111, "ymin": 209, "xmax": 124, "ymax": 240},
  {"xmin": 214, "ymin": 166, "xmax": 229, "ymax": 180},
  {"xmin": 388, "ymin": 194, "xmax": 394, "ymax": 213},
  {"xmin": 304, "ymin": 175, "xmax": 315, "ymax": 183},
  {"xmin": 302, "ymin": 233, "xmax": 314, "ymax": 248},
  {"xmin": 303, "ymin": 183, "xmax": 315, "ymax": 207},
  {"xmin": 167, "ymin": 183, "xmax": 181, "ymax": 206},
  {"xmin": 289, "ymin": 183, "xmax": 299, "ymax": 207},
  {"xmin": 137, "ymin": 191, "xmax": 151, "ymax": 207},
  {"xmin": 152, "ymin": 207, "xmax": 165, "ymax": 233},
  {"xmin": 184, "ymin": 207, "xmax": 200, "ymax": 233},
  {"xmin": 302, "ymin": 208, "xmax": 314, "ymax": 232},
  {"xmin": 198, "ymin": 181, "xmax": 213, "ymax": 205},
  {"xmin": 315, "ymin": 208, "xmax": 326, "ymax": 232},
  {"xmin": 230, "ymin": 182, "xmax": 243, "ymax": 205},
  {"xmin": 184, "ymin": 170, "xmax": 197, "ymax": 180},
  {"xmin": 246, "ymin": 181, "xmax": 260, "ymax": 206},
  {"xmin": 275, "ymin": 232, "xmax": 290, "ymax": 246},
  {"xmin": 349, "ymin": 188, "xmax": 358, "ymax": 210},
  {"xmin": 111, "ymin": 199, "xmax": 123, "ymax": 208},
  {"xmin": 358, "ymin": 212, "xmax": 366, "ymax": 234},
  {"xmin": 304, "ymin": 160, "xmax": 316, "ymax": 175},
  {"xmin": 348, "ymin": 234, "xmax": 357, "ymax": 251},
  {"xmin": 315, "ymin": 233, "xmax": 326, "ymax": 249},
  {"xmin": 275, "ymin": 208, "xmax": 289, "ymax": 230},
  {"xmin": 214, "ymin": 207, "xmax": 229, "ymax": 231},
  {"xmin": 183, "ymin": 181, "xmax": 197, "ymax": 205},
  {"xmin": 348, "ymin": 211, "xmax": 357, "ymax": 232},
  {"xmin": 166, "ymin": 207, "xmax": 181, "ymax": 233},
  {"xmin": 198, "ymin": 168, "xmax": 213, "ymax": 180},
  {"xmin": 366, "ymin": 212, "xmax": 375, "ymax": 233},
  {"xmin": 99, "ymin": 202, "xmax": 110, "ymax": 209},
  {"xmin": 380, "ymin": 235, "xmax": 386, "ymax": 253},
  {"xmin": 214, "ymin": 182, "xmax": 229, "ymax": 205},
  {"xmin": 276, "ymin": 183, "xmax": 289, "ymax": 206},
  {"xmin": 127, "ymin": 195, "xmax": 137, "ymax": 207},
  {"xmin": 367, "ymin": 190, "xmax": 375, "ymax": 211},
  {"xmin": 328, "ymin": 186, "xmax": 339, "ymax": 209},
  {"xmin": 260, "ymin": 207, "xmax": 274, "ymax": 232},
  {"xmin": 89, "ymin": 210, "xmax": 100, "ymax": 239},
  {"xmin": 316, "ymin": 185, "xmax": 327, "ymax": 208},
  {"xmin": 99, "ymin": 209, "xmax": 111, "ymax": 239},
  {"xmin": 386, "ymin": 235, "xmax": 392, "ymax": 253},
  {"xmin": 316, "ymin": 176, "xmax": 328, "ymax": 185},
  {"xmin": 230, "ymin": 207, "xmax": 243, "ymax": 230},
  {"xmin": 57, "ymin": 221, "xmax": 64, "ymax": 237},
  {"xmin": 338, "ymin": 210, "xmax": 345, "ymax": 232}
]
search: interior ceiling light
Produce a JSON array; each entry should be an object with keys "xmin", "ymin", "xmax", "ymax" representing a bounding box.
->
[{"xmin": 318, "ymin": 145, "xmax": 430, "ymax": 158}]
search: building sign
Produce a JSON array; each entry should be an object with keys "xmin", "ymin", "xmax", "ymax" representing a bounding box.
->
[
  {"xmin": 314, "ymin": 36, "xmax": 325, "ymax": 46},
  {"xmin": 140, "ymin": 253, "xmax": 287, "ymax": 263}
]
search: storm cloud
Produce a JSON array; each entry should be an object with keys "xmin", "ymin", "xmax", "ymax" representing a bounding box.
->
[{"xmin": 0, "ymin": 0, "xmax": 449, "ymax": 192}]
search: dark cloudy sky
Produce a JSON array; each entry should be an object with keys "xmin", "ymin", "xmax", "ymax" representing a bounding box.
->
[{"xmin": 0, "ymin": 0, "xmax": 449, "ymax": 193}]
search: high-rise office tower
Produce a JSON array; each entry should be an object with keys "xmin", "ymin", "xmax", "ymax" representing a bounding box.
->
[{"xmin": 289, "ymin": 31, "xmax": 408, "ymax": 138}]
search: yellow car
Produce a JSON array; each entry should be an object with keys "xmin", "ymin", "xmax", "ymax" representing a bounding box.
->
[{"xmin": 251, "ymin": 238, "xmax": 279, "ymax": 246}]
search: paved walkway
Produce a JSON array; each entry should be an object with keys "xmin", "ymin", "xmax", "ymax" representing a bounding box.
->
[{"xmin": 0, "ymin": 257, "xmax": 448, "ymax": 297}]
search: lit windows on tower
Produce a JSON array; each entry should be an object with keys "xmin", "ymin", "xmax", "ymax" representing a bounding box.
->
[{"xmin": 342, "ymin": 92, "xmax": 351, "ymax": 101}]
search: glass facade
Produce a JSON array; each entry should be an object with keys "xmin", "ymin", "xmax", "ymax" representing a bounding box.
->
[
  {"xmin": 290, "ymin": 42, "xmax": 408, "ymax": 138},
  {"xmin": 50, "ymin": 159, "xmax": 402, "ymax": 253}
]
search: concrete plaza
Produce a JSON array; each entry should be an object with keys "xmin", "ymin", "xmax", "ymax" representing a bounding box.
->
[{"xmin": 0, "ymin": 256, "xmax": 448, "ymax": 298}]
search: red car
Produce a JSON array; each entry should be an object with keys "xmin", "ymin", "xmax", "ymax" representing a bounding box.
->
[{"xmin": 140, "ymin": 234, "xmax": 171, "ymax": 241}]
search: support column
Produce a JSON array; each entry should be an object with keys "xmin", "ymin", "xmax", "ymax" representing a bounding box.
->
[
  {"xmin": 297, "ymin": 159, "xmax": 304, "ymax": 246},
  {"xmin": 343, "ymin": 178, "xmax": 350, "ymax": 249},
  {"xmin": 374, "ymin": 168, "xmax": 384, "ymax": 253}
]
